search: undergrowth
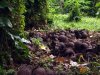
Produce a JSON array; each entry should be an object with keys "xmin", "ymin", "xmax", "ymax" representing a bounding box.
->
[{"xmin": 50, "ymin": 14, "xmax": 100, "ymax": 31}]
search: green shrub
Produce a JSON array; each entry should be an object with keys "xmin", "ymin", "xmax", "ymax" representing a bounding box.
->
[
  {"xmin": 82, "ymin": 0, "xmax": 99, "ymax": 17},
  {"xmin": 64, "ymin": 0, "xmax": 75, "ymax": 13},
  {"xmin": 67, "ymin": 1, "xmax": 81, "ymax": 22}
]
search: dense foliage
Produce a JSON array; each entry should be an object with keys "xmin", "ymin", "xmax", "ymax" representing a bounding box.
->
[
  {"xmin": 0, "ymin": 0, "xmax": 29, "ymax": 68},
  {"xmin": 67, "ymin": 0, "xmax": 81, "ymax": 22},
  {"xmin": 0, "ymin": 0, "xmax": 100, "ymax": 75}
]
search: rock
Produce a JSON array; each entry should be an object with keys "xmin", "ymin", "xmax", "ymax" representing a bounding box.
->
[
  {"xmin": 63, "ymin": 48, "xmax": 75, "ymax": 57},
  {"xmin": 17, "ymin": 64, "xmax": 32, "ymax": 75},
  {"xmin": 58, "ymin": 35, "xmax": 68, "ymax": 42},
  {"xmin": 59, "ymin": 71, "xmax": 66, "ymax": 75},
  {"xmin": 66, "ymin": 42, "xmax": 75, "ymax": 48},
  {"xmin": 74, "ymin": 41, "xmax": 88, "ymax": 53},
  {"xmin": 32, "ymin": 67, "xmax": 47, "ymax": 75},
  {"xmin": 46, "ymin": 69, "xmax": 56, "ymax": 75},
  {"xmin": 74, "ymin": 30, "xmax": 88, "ymax": 39}
]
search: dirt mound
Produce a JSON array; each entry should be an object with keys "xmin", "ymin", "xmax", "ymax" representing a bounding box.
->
[{"xmin": 29, "ymin": 29, "xmax": 100, "ymax": 62}]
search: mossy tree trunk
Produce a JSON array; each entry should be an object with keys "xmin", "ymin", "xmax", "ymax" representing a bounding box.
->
[
  {"xmin": 8, "ymin": 0, "xmax": 26, "ymax": 33},
  {"xmin": 33, "ymin": 0, "xmax": 48, "ymax": 29},
  {"xmin": 0, "ymin": 0, "xmax": 29, "ymax": 67}
]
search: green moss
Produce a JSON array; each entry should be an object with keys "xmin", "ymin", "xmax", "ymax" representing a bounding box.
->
[{"xmin": 9, "ymin": 0, "xmax": 26, "ymax": 33}]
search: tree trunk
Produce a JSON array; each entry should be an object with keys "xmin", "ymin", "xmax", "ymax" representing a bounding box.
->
[{"xmin": 33, "ymin": 0, "xmax": 48, "ymax": 29}]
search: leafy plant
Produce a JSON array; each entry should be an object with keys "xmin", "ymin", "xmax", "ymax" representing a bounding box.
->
[
  {"xmin": 31, "ymin": 38, "xmax": 41, "ymax": 46},
  {"xmin": 83, "ymin": 0, "xmax": 99, "ymax": 17},
  {"xmin": 67, "ymin": 0, "xmax": 81, "ymax": 22}
]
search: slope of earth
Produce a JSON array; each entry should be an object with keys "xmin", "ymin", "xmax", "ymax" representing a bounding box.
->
[
  {"xmin": 29, "ymin": 29, "xmax": 100, "ymax": 62},
  {"xmin": 16, "ymin": 29, "xmax": 100, "ymax": 75}
]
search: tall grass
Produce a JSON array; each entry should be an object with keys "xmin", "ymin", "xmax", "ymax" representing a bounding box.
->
[{"xmin": 50, "ymin": 14, "xmax": 100, "ymax": 31}]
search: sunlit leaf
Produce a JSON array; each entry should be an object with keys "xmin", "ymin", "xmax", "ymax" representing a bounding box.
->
[{"xmin": 39, "ymin": 44, "xmax": 46, "ymax": 50}]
